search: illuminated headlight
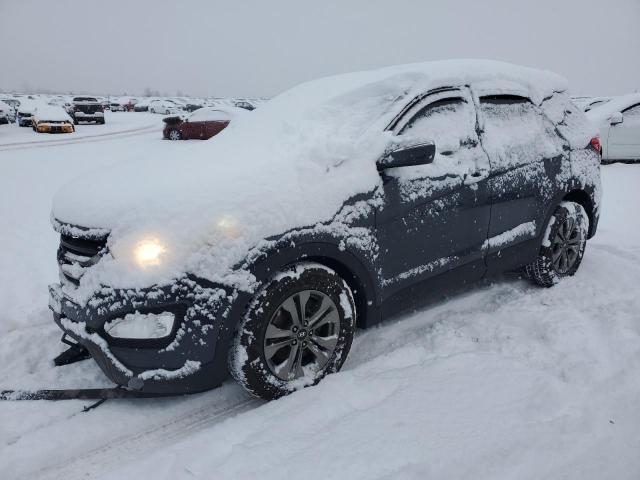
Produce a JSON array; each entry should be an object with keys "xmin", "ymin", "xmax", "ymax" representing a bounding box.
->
[
  {"xmin": 104, "ymin": 311, "xmax": 175, "ymax": 339},
  {"xmin": 216, "ymin": 215, "xmax": 241, "ymax": 239},
  {"xmin": 134, "ymin": 238, "xmax": 167, "ymax": 268}
]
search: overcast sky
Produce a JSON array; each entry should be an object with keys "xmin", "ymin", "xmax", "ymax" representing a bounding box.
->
[{"xmin": 1, "ymin": 0, "xmax": 639, "ymax": 98}]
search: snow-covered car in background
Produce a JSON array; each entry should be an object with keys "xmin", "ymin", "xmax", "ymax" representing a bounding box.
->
[
  {"xmin": 233, "ymin": 100, "xmax": 256, "ymax": 111},
  {"xmin": 162, "ymin": 106, "xmax": 247, "ymax": 140},
  {"xmin": 0, "ymin": 98, "xmax": 18, "ymax": 122},
  {"xmin": 134, "ymin": 98, "xmax": 154, "ymax": 112},
  {"xmin": 0, "ymin": 100, "xmax": 12, "ymax": 124},
  {"xmin": 586, "ymin": 93, "xmax": 640, "ymax": 163},
  {"xmin": 32, "ymin": 105, "xmax": 75, "ymax": 133},
  {"xmin": 149, "ymin": 99, "xmax": 183, "ymax": 114},
  {"xmin": 573, "ymin": 96, "xmax": 612, "ymax": 112},
  {"xmin": 49, "ymin": 60, "xmax": 600, "ymax": 400},
  {"xmin": 70, "ymin": 96, "xmax": 105, "ymax": 124},
  {"xmin": 16, "ymin": 100, "xmax": 38, "ymax": 127}
]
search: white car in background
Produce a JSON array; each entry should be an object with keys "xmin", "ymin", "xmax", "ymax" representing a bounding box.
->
[
  {"xmin": 149, "ymin": 99, "xmax": 183, "ymax": 115},
  {"xmin": 587, "ymin": 93, "xmax": 640, "ymax": 163}
]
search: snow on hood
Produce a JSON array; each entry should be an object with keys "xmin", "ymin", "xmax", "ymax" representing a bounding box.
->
[
  {"xmin": 585, "ymin": 93, "xmax": 640, "ymax": 126},
  {"xmin": 52, "ymin": 59, "xmax": 567, "ymax": 292},
  {"xmin": 34, "ymin": 105, "xmax": 73, "ymax": 122}
]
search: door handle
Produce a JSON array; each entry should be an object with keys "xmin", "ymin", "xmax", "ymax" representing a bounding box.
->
[{"xmin": 464, "ymin": 170, "xmax": 488, "ymax": 185}]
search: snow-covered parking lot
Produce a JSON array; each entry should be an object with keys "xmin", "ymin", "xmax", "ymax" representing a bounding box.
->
[{"xmin": 1, "ymin": 112, "xmax": 639, "ymax": 479}]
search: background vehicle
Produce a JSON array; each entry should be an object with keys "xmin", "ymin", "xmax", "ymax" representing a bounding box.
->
[
  {"xmin": 16, "ymin": 100, "xmax": 38, "ymax": 127},
  {"xmin": 233, "ymin": 100, "xmax": 255, "ymax": 111},
  {"xmin": 573, "ymin": 96, "xmax": 613, "ymax": 112},
  {"xmin": 587, "ymin": 93, "xmax": 640, "ymax": 163},
  {"xmin": 0, "ymin": 97, "xmax": 19, "ymax": 122},
  {"xmin": 149, "ymin": 99, "xmax": 183, "ymax": 114},
  {"xmin": 134, "ymin": 98, "xmax": 153, "ymax": 112},
  {"xmin": 49, "ymin": 61, "xmax": 600, "ymax": 400},
  {"xmin": 32, "ymin": 105, "xmax": 75, "ymax": 133},
  {"xmin": 70, "ymin": 96, "xmax": 105, "ymax": 124},
  {"xmin": 162, "ymin": 106, "xmax": 246, "ymax": 140},
  {"xmin": 0, "ymin": 100, "xmax": 12, "ymax": 124}
]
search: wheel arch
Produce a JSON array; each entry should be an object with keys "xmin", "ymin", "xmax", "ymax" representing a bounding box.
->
[
  {"xmin": 246, "ymin": 241, "xmax": 381, "ymax": 329},
  {"xmin": 562, "ymin": 189, "xmax": 596, "ymax": 238}
]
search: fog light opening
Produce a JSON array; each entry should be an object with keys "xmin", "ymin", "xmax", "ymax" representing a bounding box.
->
[{"xmin": 104, "ymin": 311, "xmax": 175, "ymax": 340}]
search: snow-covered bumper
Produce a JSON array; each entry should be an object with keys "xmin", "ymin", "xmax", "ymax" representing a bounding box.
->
[
  {"xmin": 48, "ymin": 279, "xmax": 242, "ymax": 395},
  {"xmin": 36, "ymin": 122, "xmax": 74, "ymax": 134},
  {"xmin": 74, "ymin": 111, "xmax": 104, "ymax": 121}
]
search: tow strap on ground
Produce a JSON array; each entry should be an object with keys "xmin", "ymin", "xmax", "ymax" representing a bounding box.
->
[{"xmin": 0, "ymin": 387, "xmax": 170, "ymax": 401}]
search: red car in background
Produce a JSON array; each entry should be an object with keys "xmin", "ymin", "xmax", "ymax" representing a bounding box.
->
[{"xmin": 162, "ymin": 106, "xmax": 247, "ymax": 140}]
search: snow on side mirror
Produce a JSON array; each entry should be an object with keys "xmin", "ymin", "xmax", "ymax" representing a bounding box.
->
[
  {"xmin": 610, "ymin": 112, "xmax": 623, "ymax": 125},
  {"xmin": 376, "ymin": 142, "xmax": 436, "ymax": 172}
]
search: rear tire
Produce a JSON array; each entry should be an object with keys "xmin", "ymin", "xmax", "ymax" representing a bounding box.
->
[
  {"xmin": 168, "ymin": 129, "xmax": 181, "ymax": 140},
  {"xmin": 229, "ymin": 262, "xmax": 356, "ymax": 400},
  {"xmin": 526, "ymin": 201, "xmax": 589, "ymax": 287}
]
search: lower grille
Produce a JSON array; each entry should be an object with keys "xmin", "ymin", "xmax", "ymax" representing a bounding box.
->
[{"xmin": 58, "ymin": 233, "xmax": 108, "ymax": 286}]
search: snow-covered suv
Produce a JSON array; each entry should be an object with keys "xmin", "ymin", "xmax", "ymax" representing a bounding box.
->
[{"xmin": 49, "ymin": 60, "xmax": 601, "ymax": 400}]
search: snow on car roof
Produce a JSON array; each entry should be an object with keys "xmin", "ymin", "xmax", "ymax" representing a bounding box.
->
[
  {"xmin": 52, "ymin": 59, "xmax": 571, "ymax": 294},
  {"xmin": 585, "ymin": 93, "xmax": 640, "ymax": 125},
  {"xmin": 34, "ymin": 105, "xmax": 73, "ymax": 122},
  {"xmin": 190, "ymin": 106, "xmax": 248, "ymax": 119}
]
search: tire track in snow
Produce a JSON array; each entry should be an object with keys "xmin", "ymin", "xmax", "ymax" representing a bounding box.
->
[
  {"xmin": 28, "ymin": 396, "xmax": 260, "ymax": 480},
  {"xmin": 0, "ymin": 125, "xmax": 159, "ymax": 152}
]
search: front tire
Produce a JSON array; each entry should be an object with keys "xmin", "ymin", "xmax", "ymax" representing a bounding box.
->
[
  {"xmin": 229, "ymin": 262, "xmax": 356, "ymax": 400},
  {"xmin": 168, "ymin": 129, "xmax": 181, "ymax": 141},
  {"xmin": 526, "ymin": 201, "xmax": 589, "ymax": 287}
]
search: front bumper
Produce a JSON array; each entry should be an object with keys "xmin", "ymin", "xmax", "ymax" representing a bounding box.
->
[
  {"xmin": 49, "ymin": 278, "xmax": 243, "ymax": 394},
  {"xmin": 37, "ymin": 123, "xmax": 74, "ymax": 133},
  {"xmin": 74, "ymin": 112, "xmax": 104, "ymax": 120}
]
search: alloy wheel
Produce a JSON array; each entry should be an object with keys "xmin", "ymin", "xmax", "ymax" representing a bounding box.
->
[
  {"xmin": 263, "ymin": 290, "xmax": 340, "ymax": 381},
  {"xmin": 551, "ymin": 216, "xmax": 582, "ymax": 274},
  {"xmin": 169, "ymin": 130, "xmax": 181, "ymax": 140}
]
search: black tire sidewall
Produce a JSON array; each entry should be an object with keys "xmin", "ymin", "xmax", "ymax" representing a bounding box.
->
[
  {"xmin": 230, "ymin": 263, "xmax": 355, "ymax": 400},
  {"xmin": 532, "ymin": 202, "xmax": 589, "ymax": 285}
]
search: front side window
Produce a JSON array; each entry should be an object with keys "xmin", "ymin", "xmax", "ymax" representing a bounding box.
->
[
  {"xmin": 398, "ymin": 97, "xmax": 476, "ymax": 155},
  {"xmin": 389, "ymin": 93, "xmax": 487, "ymax": 201}
]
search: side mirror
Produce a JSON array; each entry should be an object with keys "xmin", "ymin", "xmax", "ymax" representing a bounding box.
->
[
  {"xmin": 376, "ymin": 142, "xmax": 436, "ymax": 172},
  {"xmin": 610, "ymin": 112, "xmax": 623, "ymax": 125}
]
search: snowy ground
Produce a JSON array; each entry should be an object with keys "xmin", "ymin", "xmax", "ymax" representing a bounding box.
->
[{"xmin": 1, "ymin": 113, "xmax": 639, "ymax": 479}]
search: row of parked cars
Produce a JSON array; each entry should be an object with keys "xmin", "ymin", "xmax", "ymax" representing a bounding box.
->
[{"xmin": 0, "ymin": 94, "xmax": 263, "ymax": 134}]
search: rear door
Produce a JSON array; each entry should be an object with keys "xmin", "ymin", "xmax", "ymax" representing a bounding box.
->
[
  {"xmin": 477, "ymin": 94, "xmax": 566, "ymax": 273},
  {"xmin": 607, "ymin": 103, "xmax": 640, "ymax": 160},
  {"xmin": 376, "ymin": 87, "xmax": 492, "ymax": 297}
]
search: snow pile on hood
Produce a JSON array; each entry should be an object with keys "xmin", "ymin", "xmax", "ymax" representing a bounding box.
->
[
  {"xmin": 52, "ymin": 59, "xmax": 568, "ymax": 293},
  {"xmin": 34, "ymin": 105, "xmax": 73, "ymax": 123},
  {"xmin": 585, "ymin": 93, "xmax": 640, "ymax": 126}
]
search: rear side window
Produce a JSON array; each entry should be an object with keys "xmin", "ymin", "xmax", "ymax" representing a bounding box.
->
[
  {"xmin": 399, "ymin": 97, "xmax": 476, "ymax": 155},
  {"xmin": 479, "ymin": 95, "xmax": 563, "ymax": 170}
]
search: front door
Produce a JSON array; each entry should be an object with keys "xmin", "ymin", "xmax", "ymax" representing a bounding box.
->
[{"xmin": 376, "ymin": 88, "xmax": 492, "ymax": 299}]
